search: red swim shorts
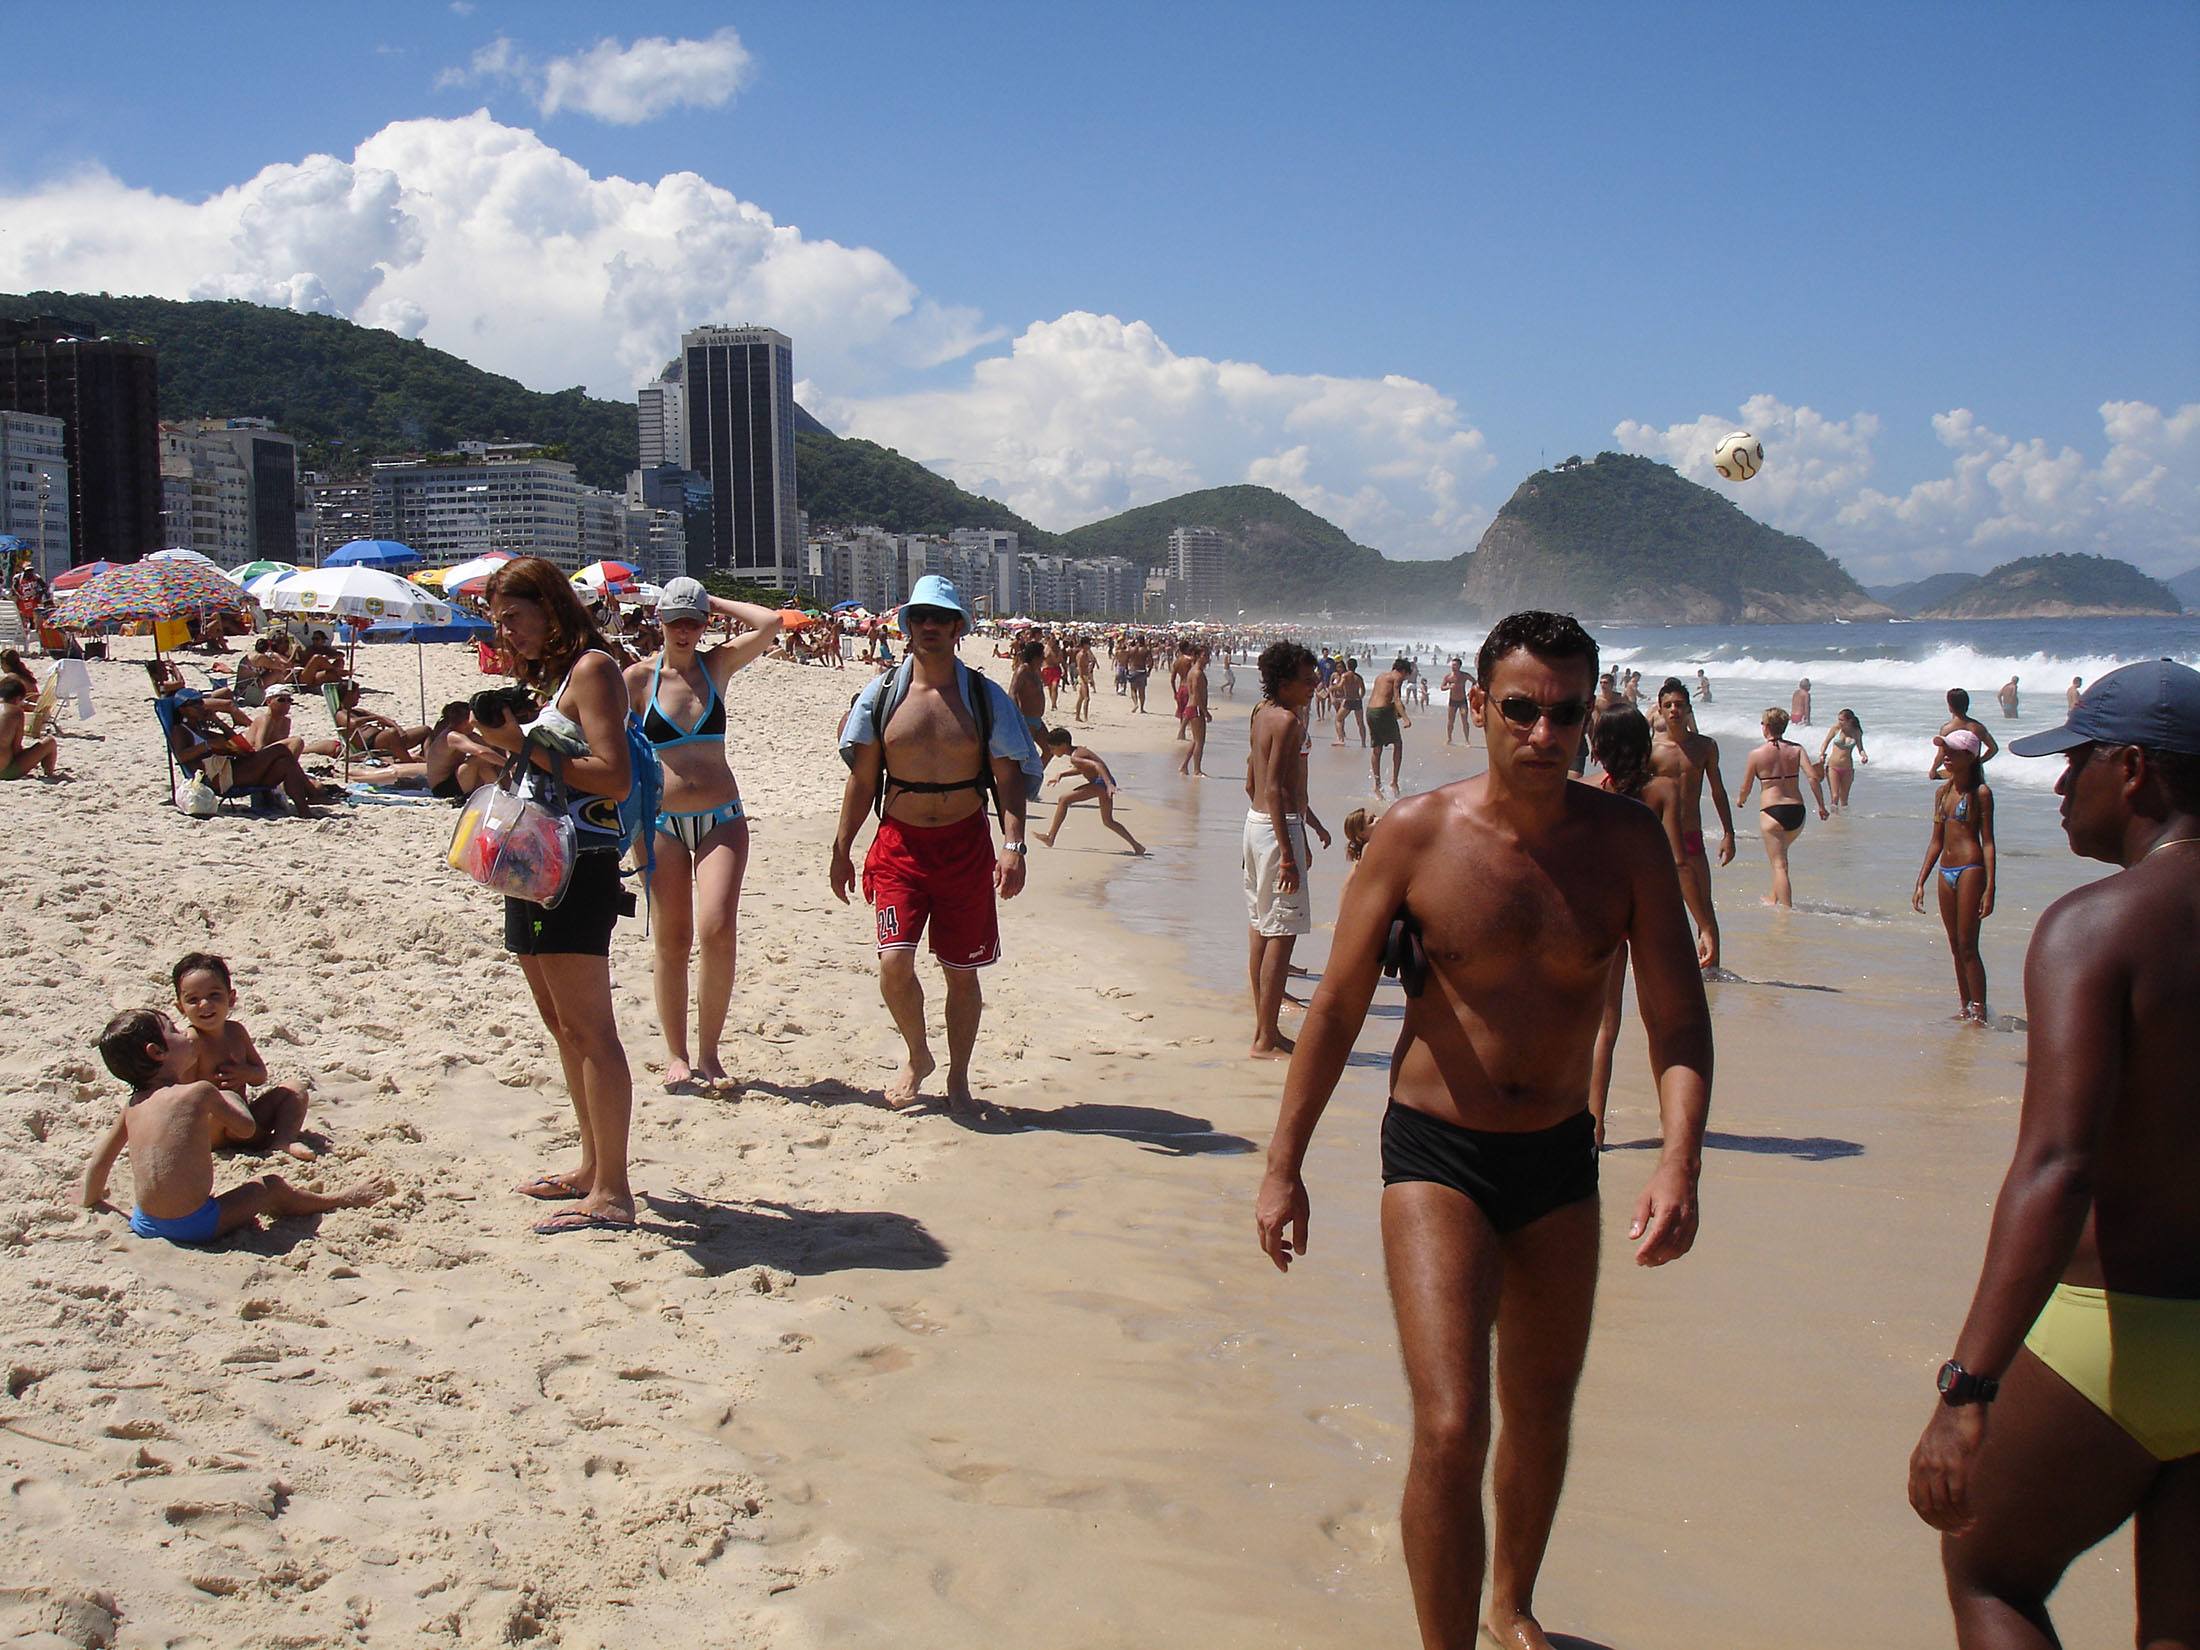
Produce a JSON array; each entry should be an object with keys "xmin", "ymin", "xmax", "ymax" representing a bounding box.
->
[{"xmin": 862, "ymin": 811, "xmax": 1001, "ymax": 968}]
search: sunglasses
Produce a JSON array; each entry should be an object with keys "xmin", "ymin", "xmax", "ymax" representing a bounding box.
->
[
  {"xmin": 1494, "ymin": 694, "xmax": 1590, "ymax": 729},
  {"xmin": 904, "ymin": 606, "xmax": 961, "ymax": 627}
]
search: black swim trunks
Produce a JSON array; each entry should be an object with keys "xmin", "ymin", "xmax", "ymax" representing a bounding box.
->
[
  {"xmin": 503, "ymin": 849, "xmax": 634, "ymax": 958},
  {"xmin": 1379, "ymin": 1101, "xmax": 1598, "ymax": 1233}
]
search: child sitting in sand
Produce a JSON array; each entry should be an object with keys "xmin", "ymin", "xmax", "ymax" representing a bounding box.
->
[
  {"xmin": 171, "ymin": 953, "xmax": 315, "ymax": 1161},
  {"xmin": 81, "ymin": 1010, "xmax": 387, "ymax": 1245}
]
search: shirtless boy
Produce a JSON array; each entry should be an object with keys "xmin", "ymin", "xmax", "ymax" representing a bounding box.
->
[
  {"xmin": 1245, "ymin": 642, "xmax": 1330, "ymax": 1059},
  {"xmin": 1010, "ymin": 640, "xmax": 1048, "ymax": 743},
  {"xmin": 1073, "ymin": 637, "xmax": 1097, "ymax": 725},
  {"xmin": 82, "ymin": 1010, "xmax": 386, "ymax": 1244},
  {"xmin": 1334, "ymin": 658, "xmax": 1368, "ymax": 748},
  {"xmin": 1908, "ymin": 659, "xmax": 2200, "ymax": 1648},
  {"xmin": 1178, "ymin": 646, "xmax": 1211, "ymax": 777},
  {"xmin": 172, "ymin": 952, "xmax": 313, "ymax": 1161},
  {"xmin": 1651, "ymin": 678, "xmax": 1737, "ymax": 971},
  {"xmin": 1037, "ymin": 728, "xmax": 1146, "ymax": 855},
  {"xmin": 1442, "ymin": 658, "xmax": 1473, "ymax": 747},
  {"xmin": 1259, "ymin": 611, "xmax": 1711, "ymax": 1650},
  {"xmin": 1931, "ymin": 687, "xmax": 2000, "ymax": 778}
]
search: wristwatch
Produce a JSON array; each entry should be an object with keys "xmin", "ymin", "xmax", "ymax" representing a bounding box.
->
[
  {"xmin": 1002, "ymin": 841, "xmax": 1028, "ymax": 855},
  {"xmin": 1936, "ymin": 1359, "xmax": 1999, "ymax": 1407}
]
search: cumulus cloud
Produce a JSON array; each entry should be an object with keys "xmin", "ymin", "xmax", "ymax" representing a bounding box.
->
[
  {"xmin": 0, "ymin": 112, "xmax": 994, "ymax": 400},
  {"xmin": 1615, "ymin": 395, "xmax": 2200, "ymax": 580},
  {"xmin": 812, "ymin": 314, "xmax": 1498, "ymax": 555},
  {"xmin": 441, "ymin": 28, "xmax": 752, "ymax": 125}
]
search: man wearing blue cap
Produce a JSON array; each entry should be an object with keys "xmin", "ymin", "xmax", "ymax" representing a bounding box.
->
[
  {"xmin": 833, "ymin": 575, "xmax": 1044, "ymax": 1124},
  {"xmin": 1910, "ymin": 658, "xmax": 2200, "ymax": 1648}
]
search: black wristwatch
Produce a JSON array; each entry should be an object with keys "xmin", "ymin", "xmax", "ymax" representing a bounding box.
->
[{"xmin": 1936, "ymin": 1359, "xmax": 1999, "ymax": 1407}]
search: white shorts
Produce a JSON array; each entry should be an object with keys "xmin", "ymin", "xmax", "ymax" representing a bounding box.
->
[{"xmin": 1244, "ymin": 810, "xmax": 1312, "ymax": 937}]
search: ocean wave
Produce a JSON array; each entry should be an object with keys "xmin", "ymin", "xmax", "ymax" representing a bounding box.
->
[
  {"xmin": 1642, "ymin": 642, "xmax": 2197, "ymax": 694},
  {"xmin": 1683, "ymin": 709, "xmax": 2065, "ymax": 791}
]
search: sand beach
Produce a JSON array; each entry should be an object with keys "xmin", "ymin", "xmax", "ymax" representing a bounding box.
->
[{"xmin": 0, "ymin": 630, "xmax": 2142, "ymax": 1648}]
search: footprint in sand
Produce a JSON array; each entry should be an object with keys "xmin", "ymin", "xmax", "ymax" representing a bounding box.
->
[{"xmin": 813, "ymin": 1343, "xmax": 915, "ymax": 1393}]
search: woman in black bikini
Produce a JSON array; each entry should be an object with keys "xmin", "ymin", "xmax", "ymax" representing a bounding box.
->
[
  {"xmin": 1910, "ymin": 729, "xmax": 1997, "ymax": 1021},
  {"xmin": 1735, "ymin": 705, "xmax": 1828, "ymax": 908}
]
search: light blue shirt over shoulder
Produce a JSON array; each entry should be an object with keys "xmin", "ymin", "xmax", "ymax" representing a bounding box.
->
[{"xmin": 839, "ymin": 659, "xmax": 1044, "ymax": 792}]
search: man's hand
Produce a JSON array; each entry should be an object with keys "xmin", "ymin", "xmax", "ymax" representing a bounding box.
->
[
  {"xmin": 1908, "ymin": 1401, "xmax": 1988, "ymax": 1532},
  {"xmin": 1255, "ymin": 1169, "xmax": 1310, "ymax": 1273},
  {"xmin": 1629, "ymin": 1158, "xmax": 1699, "ymax": 1265},
  {"xmin": 1276, "ymin": 859, "xmax": 1300, "ymax": 895},
  {"xmin": 995, "ymin": 847, "xmax": 1027, "ymax": 899},
  {"xmin": 829, "ymin": 844, "xmax": 856, "ymax": 905},
  {"xmin": 1311, "ymin": 821, "xmax": 1332, "ymax": 851},
  {"xmin": 1717, "ymin": 830, "xmax": 1736, "ymax": 868}
]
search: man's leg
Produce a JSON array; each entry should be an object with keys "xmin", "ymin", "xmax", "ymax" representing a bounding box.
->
[
  {"xmin": 941, "ymin": 965, "xmax": 999, "ymax": 1123},
  {"xmin": 1680, "ymin": 856, "xmax": 1720, "ymax": 970},
  {"xmin": 878, "ymin": 947, "xmax": 934, "ymax": 1107},
  {"xmin": 1484, "ymin": 1196, "xmax": 1601, "ymax": 1650},
  {"xmin": 1941, "ymin": 1347, "xmax": 2162, "ymax": 1649},
  {"xmin": 1383, "ymin": 1180, "xmax": 1506, "ymax": 1650},
  {"xmin": 1251, "ymin": 934, "xmax": 1296, "ymax": 1058},
  {"xmin": 2136, "ymin": 1457, "xmax": 2199, "ymax": 1650}
]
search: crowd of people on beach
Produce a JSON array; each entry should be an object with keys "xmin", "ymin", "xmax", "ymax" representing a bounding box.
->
[{"xmin": 10, "ymin": 555, "xmax": 2196, "ymax": 1650}]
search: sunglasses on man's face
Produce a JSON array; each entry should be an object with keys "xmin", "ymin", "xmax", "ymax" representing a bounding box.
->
[
  {"xmin": 1494, "ymin": 694, "xmax": 1591, "ymax": 730},
  {"xmin": 905, "ymin": 607, "xmax": 960, "ymax": 627}
]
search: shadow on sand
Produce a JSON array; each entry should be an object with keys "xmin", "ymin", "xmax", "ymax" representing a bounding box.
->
[
  {"xmin": 637, "ymin": 1192, "xmax": 948, "ymax": 1277},
  {"xmin": 1007, "ymin": 1101, "xmax": 1255, "ymax": 1157},
  {"xmin": 1610, "ymin": 1130, "xmax": 1863, "ymax": 1163}
]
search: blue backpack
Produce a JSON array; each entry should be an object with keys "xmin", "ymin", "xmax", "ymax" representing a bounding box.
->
[{"xmin": 615, "ymin": 712, "xmax": 663, "ymax": 918}]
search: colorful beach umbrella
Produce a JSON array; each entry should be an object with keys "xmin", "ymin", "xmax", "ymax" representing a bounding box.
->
[
  {"xmin": 53, "ymin": 559, "xmax": 255, "ymax": 631},
  {"xmin": 49, "ymin": 560, "xmax": 121, "ymax": 592},
  {"xmin": 325, "ymin": 538, "xmax": 422, "ymax": 571},
  {"xmin": 231, "ymin": 559, "xmax": 297, "ymax": 583},
  {"xmin": 571, "ymin": 560, "xmax": 638, "ymax": 589}
]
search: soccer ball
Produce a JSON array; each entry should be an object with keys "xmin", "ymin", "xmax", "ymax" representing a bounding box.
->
[{"xmin": 1714, "ymin": 431, "xmax": 1763, "ymax": 481}]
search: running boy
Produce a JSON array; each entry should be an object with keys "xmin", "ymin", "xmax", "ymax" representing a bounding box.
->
[
  {"xmin": 81, "ymin": 1010, "xmax": 386, "ymax": 1244},
  {"xmin": 1036, "ymin": 729, "xmax": 1146, "ymax": 855},
  {"xmin": 172, "ymin": 952, "xmax": 314, "ymax": 1159}
]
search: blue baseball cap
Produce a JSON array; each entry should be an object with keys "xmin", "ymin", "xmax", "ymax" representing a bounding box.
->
[
  {"xmin": 902, "ymin": 574, "xmax": 973, "ymax": 627},
  {"xmin": 2008, "ymin": 659, "xmax": 2200, "ymax": 758}
]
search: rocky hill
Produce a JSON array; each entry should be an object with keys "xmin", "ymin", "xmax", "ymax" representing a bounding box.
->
[
  {"xmin": 1917, "ymin": 553, "xmax": 2183, "ymax": 619},
  {"xmin": 1867, "ymin": 571, "xmax": 1982, "ymax": 615},
  {"xmin": 2168, "ymin": 566, "xmax": 2200, "ymax": 609},
  {"xmin": 1459, "ymin": 453, "xmax": 1891, "ymax": 623}
]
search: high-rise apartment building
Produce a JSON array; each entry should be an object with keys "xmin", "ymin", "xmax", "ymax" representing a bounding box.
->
[
  {"xmin": 369, "ymin": 448, "xmax": 584, "ymax": 571},
  {"xmin": 0, "ymin": 318, "xmax": 161, "ymax": 566},
  {"xmin": 0, "ymin": 410, "xmax": 71, "ymax": 578},
  {"xmin": 680, "ymin": 325, "xmax": 797, "ymax": 582},
  {"xmin": 302, "ymin": 476, "xmax": 374, "ymax": 564},
  {"xmin": 158, "ymin": 419, "xmax": 300, "ymax": 564},
  {"xmin": 637, "ymin": 368, "xmax": 686, "ymax": 470},
  {"xmin": 1168, "ymin": 525, "xmax": 1229, "ymax": 618}
]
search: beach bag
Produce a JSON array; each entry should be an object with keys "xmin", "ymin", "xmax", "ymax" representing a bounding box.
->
[
  {"xmin": 178, "ymin": 772, "xmax": 221, "ymax": 818},
  {"xmin": 446, "ymin": 759, "xmax": 576, "ymax": 908}
]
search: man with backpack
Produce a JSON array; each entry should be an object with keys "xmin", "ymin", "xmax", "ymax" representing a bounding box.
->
[{"xmin": 832, "ymin": 576, "xmax": 1044, "ymax": 1125}]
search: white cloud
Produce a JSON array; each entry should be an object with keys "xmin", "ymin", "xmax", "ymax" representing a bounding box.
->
[
  {"xmin": 441, "ymin": 28, "xmax": 752, "ymax": 125},
  {"xmin": 1615, "ymin": 395, "xmax": 2200, "ymax": 580},
  {"xmin": 812, "ymin": 314, "xmax": 1498, "ymax": 555},
  {"xmin": 0, "ymin": 112, "xmax": 994, "ymax": 402}
]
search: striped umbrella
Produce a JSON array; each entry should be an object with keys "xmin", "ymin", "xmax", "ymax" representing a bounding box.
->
[
  {"xmin": 54, "ymin": 559, "xmax": 256, "ymax": 632},
  {"xmin": 49, "ymin": 560, "xmax": 121, "ymax": 592},
  {"xmin": 571, "ymin": 560, "xmax": 638, "ymax": 589}
]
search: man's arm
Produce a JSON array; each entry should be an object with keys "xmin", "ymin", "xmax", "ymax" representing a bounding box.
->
[
  {"xmin": 1977, "ymin": 723, "xmax": 2000, "ymax": 763},
  {"xmin": 1701, "ymin": 741, "xmax": 1737, "ymax": 864},
  {"xmin": 990, "ymin": 753, "xmax": 1028, "ymax": 899},
  {"xmin": 1623, "ymin": 806, "xmax": 1713, "ymax": 1266},
  {"xmin": 1256, "ymin": 808, "xmax": 1414, "ymax": 1271},
  {"xmin": 1259, "ymin": 712, "xmax": 1304, "ymax": 892},
  {"xmin": 830, "ymin": 740, "xmax": 882, "ymax": 904},
  {"xmin": 1910, "ymin": 894, "xmax": 2120, "ymax": 1531}
]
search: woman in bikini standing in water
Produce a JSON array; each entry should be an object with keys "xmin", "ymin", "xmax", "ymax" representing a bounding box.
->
[
  {"xmin": 1911, "ymin": 727, "xmax": 1996, "ymax": 1021},
  {"xmin": 625, "ymin": 577, "xmax": 783, "ymax": 1093},
  {"xmin": 1736, "ymin": 704, "xmax": 1828, "ymax": 908}
]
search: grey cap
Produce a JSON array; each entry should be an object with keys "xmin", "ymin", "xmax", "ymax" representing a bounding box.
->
[
  {"xmin": 2008, "ymin": 659, "xmax": 2200, "ymax": 757},
  {"xmin": 659, "ymin": 577, "xmax": 710, "ymax": 621}
]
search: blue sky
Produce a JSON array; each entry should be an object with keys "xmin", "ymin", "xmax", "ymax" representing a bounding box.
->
[{"xmin": 6, "ymin": 2, "xmax": 2197, "ymax": 577}]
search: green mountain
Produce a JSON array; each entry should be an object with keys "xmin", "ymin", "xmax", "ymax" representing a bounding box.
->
[
  {"xmin": 1460, "ymin": 452, "xmax": 1891, "ymax": 623},
  {"xmin": 1058, "ymin": 484, "xmax": 1466, "ymax": 617},
  {"xmin": 2168, "ymin": 566, "xmax": 2200, "ymax": 608},
  {"xmin": 1916, "ymin": 553, "xmax": 2183, "ymax": 619},
  {"xmin": 1867, "ymin": 571, "xmax": 1983, "ymax": 615},
  {"xmin": 0, "ymin": 290, "xmax": 1049, "ymax": 539}
]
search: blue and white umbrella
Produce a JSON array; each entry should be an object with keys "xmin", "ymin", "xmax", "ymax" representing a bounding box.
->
[{"xmin": 325, "ymin": 538, "xmax": 422, "ymax": 571}]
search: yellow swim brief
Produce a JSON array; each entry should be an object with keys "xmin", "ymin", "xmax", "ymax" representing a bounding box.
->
[{"xmin": 2023, "ymin": 1283, "xmax": 2200, "ymax": 1462}]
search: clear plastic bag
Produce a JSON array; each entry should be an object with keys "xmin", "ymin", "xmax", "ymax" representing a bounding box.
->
[{"xmin": 446, "ymin": 774, "xmax": 576, "ymax": 908}]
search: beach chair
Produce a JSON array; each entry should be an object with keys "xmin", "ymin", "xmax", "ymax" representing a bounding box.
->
[
  {"xmin": 24, "ymin": 673, "xmax": 59, "ymax": 741},
  {"xmin": 151, "ymin": 694, "xmax": 283, "ymax": 815}
]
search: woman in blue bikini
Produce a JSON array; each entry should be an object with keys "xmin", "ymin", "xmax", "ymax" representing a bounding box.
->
[
  {"xmin": 624, "ymin": 578, "xmax": 783, "ymax": 1093},
  {"xmin": 1911, "ymin": 728, "xmax": 1997, "ymax": 1022}
]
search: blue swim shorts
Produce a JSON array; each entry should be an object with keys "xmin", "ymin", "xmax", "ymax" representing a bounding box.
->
[{"xmin": 129, "ymin": 1198, "xmax": 222, "ymax": 1244}]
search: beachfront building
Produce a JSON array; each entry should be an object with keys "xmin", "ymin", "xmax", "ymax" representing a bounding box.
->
[
  {"xmin": 302, "ymin": 476, "xmax": 374, "ymax": 565},
  {"xmin": 158, "ymin": 418, "xmax": 300, "ymax": 566},
  {"xmin": 681, "ymin": 324, "xmax": 798, "ymax": 584},
  {"xmin": 0, "ymin": 317, "xmax": 162, "ymax": 566},
  {"xmin": 369, "ymin": 447, "xmax": 582, "ymax": 572},
  {"xmin": 1074, "ymin": 556, "xmax": 1144, "ymax": 618},
  {"xmin": 637, "ymin": 368, "xmax": 686, "ymax": 470},
  {"xmin": 0, "ymin": 410, "xmax": 71, "ymax": 579},
  {"xmin": 1168, "ymin": 525, "xmax": 1229, "ymax": 618}
]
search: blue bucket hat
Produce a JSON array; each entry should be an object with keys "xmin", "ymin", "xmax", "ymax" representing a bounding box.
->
[
  {"xmin": 902, "ymin": 574, "xmax": 973, "ymax": 628},
  {"xmin": 2008, "ymin": 659, "xmax": 2200, "ymax": 758}
]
